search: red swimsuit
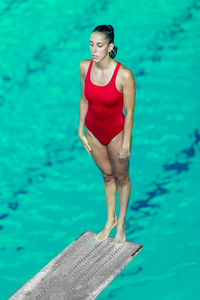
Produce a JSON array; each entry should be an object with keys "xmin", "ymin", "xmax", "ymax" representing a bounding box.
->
[{"xmin": 84, "ymin": 59, "xmax": 125, "ymax": 145}]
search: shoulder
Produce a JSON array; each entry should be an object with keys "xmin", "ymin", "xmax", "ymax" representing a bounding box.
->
[
  {"xmin": 79, "ymin": 59, "xmax": 92, "ymax": 77},
  {"xmin": 118, "ymin": 63, "xmax": 135, "ymax": 91},
  {"xmin": 119, "ymin": 63, "xmax": 135, "ymax": 83}
]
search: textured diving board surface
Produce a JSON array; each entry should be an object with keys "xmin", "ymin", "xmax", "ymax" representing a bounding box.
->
[{"xmin": 9, "ymin": 230, "xmax": 143, "ymax": 300}]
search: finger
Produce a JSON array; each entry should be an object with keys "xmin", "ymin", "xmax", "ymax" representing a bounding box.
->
[
  {"xmin": 83, "ymin": 142, "xmax": 91, "ymax": 154},
  {"xmin": 85, "ymin": 140, "xmax": 91, "ymax": 152},
  {"xmin": 118, "ymin": 156, "xmax": 124, "ymax": 161},
  {"xmin": 86, "ymin": 144, "xmax": 91, "ymax": 152},
  {"xmin": 86, "ymin": 147, "xmax": 91, "ymax": 154}
]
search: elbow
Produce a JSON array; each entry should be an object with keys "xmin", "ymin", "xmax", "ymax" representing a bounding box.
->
[{"xmin": 81, "ymin": 96, "xmax": 88, "ymax": 105}]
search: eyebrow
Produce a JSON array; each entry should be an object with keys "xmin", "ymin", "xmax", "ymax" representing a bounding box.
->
[{"xmin": 90, "ymin": 40, "xmax": 103, "ymax": 44}]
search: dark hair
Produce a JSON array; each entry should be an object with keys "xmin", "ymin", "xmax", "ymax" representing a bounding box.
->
[{"xmin": 91, "ymin": 25, "xmax": 118, "ymax": 58}]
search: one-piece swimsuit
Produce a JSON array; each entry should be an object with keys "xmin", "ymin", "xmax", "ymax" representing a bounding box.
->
[{"xmin": 84, "ymin": 59, "xmax": 125, "ymax": 145}]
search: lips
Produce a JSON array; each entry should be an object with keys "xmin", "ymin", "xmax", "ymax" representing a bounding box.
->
[{"xmin": 92, "ymin": 55, "xmax": 98, "ymax": 58}]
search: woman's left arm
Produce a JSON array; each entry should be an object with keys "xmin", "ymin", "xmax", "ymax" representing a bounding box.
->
[{"xmin": 122, "ymin": 68, "xmax": 136, "ymax": 149}]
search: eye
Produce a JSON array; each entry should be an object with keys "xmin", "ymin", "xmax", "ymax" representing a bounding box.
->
[{"xmin": 90, "ymin": 44, "xmax": 103, "ymax": 47}]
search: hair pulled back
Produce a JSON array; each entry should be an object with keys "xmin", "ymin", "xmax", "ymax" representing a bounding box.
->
[{"xmin": 92, "ymin": 25, "xmax": 118, "ymax": 58}]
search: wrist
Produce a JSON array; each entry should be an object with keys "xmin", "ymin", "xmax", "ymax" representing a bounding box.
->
[{"xmin": 78, "ymin": 131, "xmax": 84, "ymax": 137}]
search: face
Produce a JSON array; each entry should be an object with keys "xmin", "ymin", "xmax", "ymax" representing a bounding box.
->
[{"xmin": 90, "ymin": 32, "xmax": 114, "ymax": 61}]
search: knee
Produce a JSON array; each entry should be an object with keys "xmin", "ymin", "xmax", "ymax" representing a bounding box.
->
[
  {"xmin": 102, "ymin": 172, "xmax": 116, "ymax": 183},
  {"xmin": 117, "ymin": 174, "xmax": 130, "ymax": 186}
]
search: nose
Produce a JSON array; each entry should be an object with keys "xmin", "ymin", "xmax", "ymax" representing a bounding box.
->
[{"xmin": 91, "ymin": 45, "xmax": 97, "ymax": 51}]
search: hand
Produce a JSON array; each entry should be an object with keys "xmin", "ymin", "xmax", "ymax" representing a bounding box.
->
[
  {"xmin": 117, "ymin": 146, "xmax": 130, "ymax": 163},
  {"xmin": 79, "ymin": 134, "xmax": 92, "ymax": 155}
]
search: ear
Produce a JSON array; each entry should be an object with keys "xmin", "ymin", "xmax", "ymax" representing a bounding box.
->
[{"xmin": 108, "ymin": 42, "xmax": 114, "ymax": 52}]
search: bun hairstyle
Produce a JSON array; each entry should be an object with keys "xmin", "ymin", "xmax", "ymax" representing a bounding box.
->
[{"xmin": 92, "ymin": 25, "xmax": 118, "ymax": 58}]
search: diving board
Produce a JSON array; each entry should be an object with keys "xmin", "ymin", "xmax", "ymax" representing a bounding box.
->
[{"xmin": 9, "ymin": 230, "xmax": 143, "ymax": 299}]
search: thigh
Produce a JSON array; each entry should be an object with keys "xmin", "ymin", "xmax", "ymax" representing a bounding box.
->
[
  {"xmin": 86, "ymin": 128, "xmax": 113, "ymax": 176},
  {"xmin": 107, "ymin": 130, "xmax": 132, "ymax": 177}
]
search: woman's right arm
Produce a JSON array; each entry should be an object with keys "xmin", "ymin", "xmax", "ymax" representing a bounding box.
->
[
  {"xmin": 78, "ymin": 60, "xmax": 89, "ymax": 137},
  {"xmin": 78, "ymin": 60, "xmax": 91, "ymax": 154}
]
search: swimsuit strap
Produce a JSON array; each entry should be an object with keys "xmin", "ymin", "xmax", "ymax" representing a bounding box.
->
[
  {"xmin": 84, "ymin": 60, "xmax": 93, "ymax": 82},
  {"xmin": 110, "ymin": 62, "xmax": 121, "ymax": 84},
  {"xmin": 88, "ymin": 59, "xmax": 93, "ymax": 73}
]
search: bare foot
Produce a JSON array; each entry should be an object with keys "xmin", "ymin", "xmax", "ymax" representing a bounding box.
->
[
  {"xmin": 95, "ymin": 216, "xmax": 118, "ymax": 242},
  {"xmin": 114, "ymin": 222, "xmax": 126, "ymax": 244}
]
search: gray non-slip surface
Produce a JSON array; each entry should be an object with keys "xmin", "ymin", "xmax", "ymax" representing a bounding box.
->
[{"xmin": 9, "ymin": 231, "xmax": 143, "ymax": 300}]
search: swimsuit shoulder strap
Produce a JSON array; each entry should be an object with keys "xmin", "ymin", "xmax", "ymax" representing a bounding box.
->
[
  {"xmin": 85, "ymin": 60, "xmax": 93, "ymax": 81},
  {"xmin": 87, "ymin": 60, "xmax": 93, "ymax": 76},
  {"xmin": 110, "ymin": 62, "xmax": 121, "ymax": 83}
]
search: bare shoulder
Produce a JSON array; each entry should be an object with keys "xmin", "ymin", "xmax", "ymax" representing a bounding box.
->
[
  {"xmin": 119, "ymin": 63, "xmax": 135, "ymax": 86},
  {"xmin": 79, "ymin": 59, "xmax": 91, "ymax": 78}
]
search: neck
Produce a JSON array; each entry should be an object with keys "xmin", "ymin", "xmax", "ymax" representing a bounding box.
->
[{"xmin": 93, "ymin": 56, "xmax": 113, "ymax": 70}]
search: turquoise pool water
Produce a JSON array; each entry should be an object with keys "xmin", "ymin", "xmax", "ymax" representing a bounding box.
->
[{"xmin": 0, "ymin": 0, "xmax": 200, "ymax": 299}]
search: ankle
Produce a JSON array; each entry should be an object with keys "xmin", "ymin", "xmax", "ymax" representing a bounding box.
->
[
  {"xmin": 107, "ymin": 216, "xmax": 117, "ymax": 223},
  {"xmin": 117, "ymin": 219, "xmax": 125, "ymax": 227}
]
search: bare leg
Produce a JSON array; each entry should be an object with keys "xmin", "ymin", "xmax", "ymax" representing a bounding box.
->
[
  {"xmin": 107, "ymin": 131, "xmax": 133, "ymax": 244},
  {"xmin": 85, "ymin": 129, "xmax": 118, "ymax": 242},
  {"xmin": 96, "ymin": 174, "xmax": 118, "ymax": 242},
  {"xmin": 114, "ymin": 176, "xmax": 131, "ymax": 243}
]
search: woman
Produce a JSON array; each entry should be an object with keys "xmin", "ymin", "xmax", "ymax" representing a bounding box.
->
[{"xmin": 78, "ymin": 25, "xmax": 135, "ymax": 244}]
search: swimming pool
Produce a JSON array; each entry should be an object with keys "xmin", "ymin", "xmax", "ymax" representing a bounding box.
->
[{"xmin": 0, "ymin": 0, "xmax": 200, "ymax": 299}]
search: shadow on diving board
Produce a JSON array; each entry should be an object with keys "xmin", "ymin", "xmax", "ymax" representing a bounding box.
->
[{"xmin": 9, "ymin": 230, "xmax": 143, "ymax": 300}]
